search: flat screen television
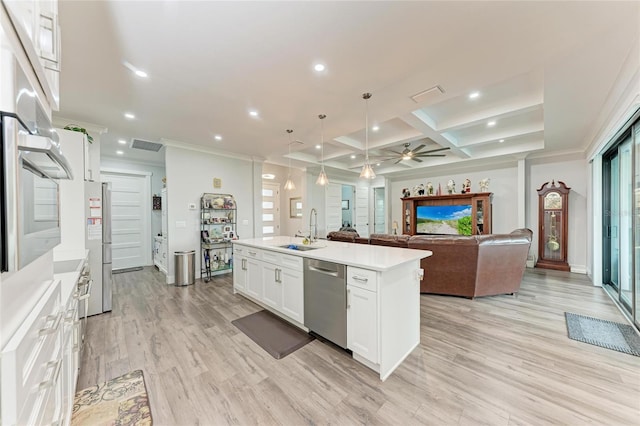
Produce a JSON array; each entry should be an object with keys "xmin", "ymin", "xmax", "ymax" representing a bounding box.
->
[{"xmin": 416, "ymin": 204, "xmax": 473, "ymax": 236}]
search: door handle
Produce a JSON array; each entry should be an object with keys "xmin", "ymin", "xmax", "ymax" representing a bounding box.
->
[{"xmin": 347, "ymin": 288, "xmax": 351, "ymax": 309}]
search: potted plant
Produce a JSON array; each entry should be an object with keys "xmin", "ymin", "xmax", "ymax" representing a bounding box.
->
[{"xmin": 63, "ymin": 125, "xmax": 93, "ymax": 143}]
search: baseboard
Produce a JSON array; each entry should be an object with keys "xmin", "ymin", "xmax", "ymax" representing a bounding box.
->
[{"xmin": 570, "ymin": 265, "xmax": 587, "ymax": 274}]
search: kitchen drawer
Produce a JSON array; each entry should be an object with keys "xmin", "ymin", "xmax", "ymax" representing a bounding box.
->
[
  {"xmin": 261, "ymin": 249, "xmax": 281, "ymax": 265},
  {"xmin": 244, "ymin": 247, "xmax": 262, "ymax": 260},
  {"xmin": 1, "ymin": 280, "xmax": 62, "ymax": 425},
  {"xmin": 281, "ymin": 253, "xmax": 303, "ymax": 271},
  {"xmin": 347, "ymin": 266, "xmax": 378, "ymax": 292}
]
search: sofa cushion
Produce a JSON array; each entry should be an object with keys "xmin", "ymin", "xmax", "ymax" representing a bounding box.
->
[
  {"xmin": 326, "ymin": 231, "xmax": 358, "ymax": 242},
  {"xmin": 369, "ymin": 234, "xmax": 410, "ymax": 248}
]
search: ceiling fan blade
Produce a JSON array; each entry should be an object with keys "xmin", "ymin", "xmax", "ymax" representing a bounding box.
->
[
  {"xmin": 383, "ymin": 149, "xmax": 403, "ymax": 156},
  {"xmin": 411, "ymin": 144, "xmax": 426, "ymax": 154},
  {"xmin": 394, "ymin": 159, "xmax": 403, "ymax": 164},
  {"xmin": 402, "ymin": 146, "xmax": 411, "ymax": 154},
  {"xmin": 411, "ymin": 157, "xmax": 423, "ymax": 163},
  {"xmin": 419, "ymin": 147, "xmax": 450, "ymax": 154},
  {"xmin": 416, "ymin": 154, "xmax": 447, "ymax": 157}
]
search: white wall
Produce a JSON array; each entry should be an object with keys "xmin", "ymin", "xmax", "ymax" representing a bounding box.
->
[
  {"xmin": 391, "ymin": 166, "xmax": 519, "ymax": 235},
  {"xmin": 390, "ymin": 158, "xmax": 588, "ymax": 272},
  {"xmin": 527, "ymin": 158, "xmax": 588, "ymax": 273},
  {"xmin": 100, "ymin": 158, "xmax": 166, "ymax": 239},
  {"xmin": 164, "ymin": 146, "xmax": 256, "ymax": 283}
]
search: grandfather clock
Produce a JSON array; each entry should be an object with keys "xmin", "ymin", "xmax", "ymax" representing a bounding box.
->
[{"xmin": 536, "ymin": 180, "xmax": 570, "ymax": 271}]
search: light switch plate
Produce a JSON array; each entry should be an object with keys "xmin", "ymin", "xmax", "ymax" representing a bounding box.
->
[{"xmin": 242, "ymin": 219, "xmax": 249, "ymax": 225}]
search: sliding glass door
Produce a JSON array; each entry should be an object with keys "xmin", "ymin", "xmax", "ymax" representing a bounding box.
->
[{"xmin": 603, "ymin": 122, "xmax": 638, "ymax": 327}]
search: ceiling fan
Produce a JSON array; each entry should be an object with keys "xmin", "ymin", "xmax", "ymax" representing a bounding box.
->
[{"xmin": 381, "ymin": 143, "xmax": 450, "ymax": 164}]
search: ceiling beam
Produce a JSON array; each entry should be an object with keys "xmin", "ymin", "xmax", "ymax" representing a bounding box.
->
[{"xmin": 400, "ymin": 111, "xmax": 471, "ymax": 158}]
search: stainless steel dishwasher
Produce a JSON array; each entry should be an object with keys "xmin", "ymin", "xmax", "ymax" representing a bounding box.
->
[{"xmin": 304, "ymin": 258, "xmax": 347, "ymax": 349}]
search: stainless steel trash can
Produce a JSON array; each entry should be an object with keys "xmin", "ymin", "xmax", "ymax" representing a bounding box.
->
[{"xmin": 174, "ymin": 250, "xmax": 195, "ymax": 286}]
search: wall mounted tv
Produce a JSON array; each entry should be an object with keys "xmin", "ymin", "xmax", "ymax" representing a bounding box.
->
[{"xmin": 416, "ymin": 205, "xmax": 473, "ymax": 236}]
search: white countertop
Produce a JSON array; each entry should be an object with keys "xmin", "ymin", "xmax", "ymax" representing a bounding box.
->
[
  {"xmin": 53, "ymin": 250, "xmax": 89, "ymax": 301},
  {"xmin": 233, "ymin": 236, "xmax": 430, "ymax": 271}
]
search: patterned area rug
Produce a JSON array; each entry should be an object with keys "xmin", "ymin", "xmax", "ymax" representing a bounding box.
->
[
  {"xmin": 565, "ymin": 312, "xmax": 640, "ymax": 357},
  {"xmin": 72, "ymin": 370, "xmax": 152, "ymax": 426}
]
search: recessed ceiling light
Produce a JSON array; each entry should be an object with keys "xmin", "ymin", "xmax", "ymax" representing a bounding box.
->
[
  {"xmin": 118, "ymin": 139, "xmax": 127, "ymax": 145},
  {"xmin": 116, "ymin": 150, "xmax": 124, "ymax": 155},
  {"xmin": 124, "ymin": 112, "xmax": 135, "ymax": 119},
  {"xmin": 134, "ymin": 70, "xmax": 148, "ymax": 78},
  {"xmin": 350, "ymin": 155, "xmax": 356, "ymax": 159},
  {"xmin": 499, "ymin": 139, "xmax": 505, "ymax": 143},
  {"xmin": 214, "ymin": 135, "xmax": 222, "ymax": 141},
  {"xmin": 261, "ymin": 173, "xmax": 275, "ymax": 180},
  {"xmin": 249, "ymin": 110, "xmax": 259, "ymax": 117},
  {"xmin": 315, "ymin": 144, "xmax": 321, "ymax": 149},
  {"xmin": 487, "ymin": 120, "xmax": 496, "ymax": 127},
  {"xmin": 314, "ymin": 63, "xmax": 325, "ymax": 72},
  {"xmin": 372, "ymin": 125, "xmax": 379, "ymax": 132},
  {"xmin": 376, "ymin": 163, "xmax": 381, "ymax": 166},
  {"xmin": 469, "ymin": 91, "xmax": 480, "ymax": 99}
]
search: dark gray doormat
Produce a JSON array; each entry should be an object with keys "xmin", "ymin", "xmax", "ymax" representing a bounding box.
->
[
  {"xmin": 565, "ymin": 312, "xmax": 640, "ymax": 357},
  {"xmin": 232, "ymin": 310, "xmax": 314, "ymax": 359},
  {"xmin": 113, "ymin": 267, "xmax": 144, "ymax": 274}
]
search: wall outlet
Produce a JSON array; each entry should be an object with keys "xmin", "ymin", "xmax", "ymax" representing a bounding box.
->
[{"xmin": 188, "ymin": 203, "xmax": 196, "ymax": 210}]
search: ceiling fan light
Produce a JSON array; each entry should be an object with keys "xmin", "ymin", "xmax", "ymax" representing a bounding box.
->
[{"xmin": 316, "ymin": 168, "xmax": 329, "ymax": 185}]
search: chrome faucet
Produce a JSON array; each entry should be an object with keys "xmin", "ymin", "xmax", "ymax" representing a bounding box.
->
[{"xmin": 309, "ymin": 208, "xmax": 318, "ymax": 242}]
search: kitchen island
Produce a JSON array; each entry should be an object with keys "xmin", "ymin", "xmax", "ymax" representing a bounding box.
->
[{"xmin": 232, "ymin": 236, "xmax": 431, "ymax": 380}]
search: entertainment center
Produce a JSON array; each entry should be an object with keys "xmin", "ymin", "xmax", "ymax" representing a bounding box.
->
[{"xmin": 401, "ymin": 193, "xmax": 493, "ymax": 236}]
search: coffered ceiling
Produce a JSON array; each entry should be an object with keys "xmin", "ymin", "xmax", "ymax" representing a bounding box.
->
[{"xmin": 56, "ymin": 1, "xmax": 639, "ymax": 176}]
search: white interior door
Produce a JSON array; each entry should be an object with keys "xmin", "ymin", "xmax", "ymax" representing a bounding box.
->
[
  {"xmin": 262, "ymin": 183, "xmax": 281, "ymax": 236},
  {"xmin": 373, "ymin": 187, "xmax": 386, "ymax": 234},
  {"xmin": 326, "ymin": 183, "xmax": 342, "ymax": 234},
  {"xmin": 100, "ymin": 170, "xmax": 152, "ymax": 270},
  {"xmin": 355, "ymin": 186, "xmax": 370, "ymax": 237}
]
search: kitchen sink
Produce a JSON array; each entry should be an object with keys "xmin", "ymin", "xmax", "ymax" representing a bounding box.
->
[{"xmin": 278, "ymin": 244, "xmax": 321, "ymax": 251}]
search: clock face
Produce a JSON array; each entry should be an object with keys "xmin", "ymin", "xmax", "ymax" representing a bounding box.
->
[{"xmin": 544, "ymin": 192, "xmax": 562, "ymax": 210}]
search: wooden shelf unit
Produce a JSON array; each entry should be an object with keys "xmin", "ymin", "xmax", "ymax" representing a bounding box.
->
[{"xmin": 401, "ymin": 192, "xmax": 493, "ymax": 236}]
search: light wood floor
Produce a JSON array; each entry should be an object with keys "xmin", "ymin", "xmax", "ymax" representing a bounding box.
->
[{"xmin": 78, "ymin": 267, "xmax": 640, "ymax": 425}]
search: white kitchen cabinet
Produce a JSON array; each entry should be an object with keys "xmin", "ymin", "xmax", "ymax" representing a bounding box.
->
[
  {"xmin": 261, "ymin": 262, "xmax": 282, "ymax": 310},
  {"xmin": 1, "ymin": 280, "xmax": 64, "ymax": 425},
  {"xmin": 280, "ymin": 266, "xmax": 304, "ymax": 324},
  {"xmin": 245, "ymin": 255, "xmax": 263, "ymax": 300},
  {"xmin": 347, "ymin": 284, "xmax": 378, "ymax": 364},
  {"xmin": 233, "ymin": 244, "xmax": 304, "ymax": 325},
  {"xmin": 233, "ymin": 246, "xmax": 247, "ymax": 293},
  {"xmin": 153, "ymin": 236, "xmax": 167, "ymax": 274},
  {"xmin": 3, "ymin": 0, "xmax": 61, "ymax": 110}
]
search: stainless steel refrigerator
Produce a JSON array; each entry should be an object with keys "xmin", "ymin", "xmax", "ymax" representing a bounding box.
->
[{"xmin": 85, "ymin": 181, "xmax": 112, "ymax": 315}]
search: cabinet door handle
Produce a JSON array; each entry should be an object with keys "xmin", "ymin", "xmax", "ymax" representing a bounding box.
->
[
  {"xmin": 39, "ymin": 359, "xmax": 62, "ymax": 390},
  {"xmin": 347, "ymin": 288, "xmax": 351, "ymax": 309},
  {"xmin": 242, "ymin": 258, "xmax": 247, "ymax": 270},
  {"xmin": 352, "ymin": 275, "xmax": 368, "ymax": 282},
  {"xmin": 248, "ymin": 251, "xmax": 257, "ymax": 256},
  {"xmin": 39, "ymin": 311, "xmax": 63, "ymax": 336}
]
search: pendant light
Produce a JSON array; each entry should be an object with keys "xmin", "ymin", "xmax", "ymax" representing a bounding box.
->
[
  {"xmin": 359, "ymin": 92, "xmax": 376, "ymax": 179},
  {"xmin": 316, "ymin": 114, "xmax": 329, "ymax": 185},
  {"xmin": 284, "ymin": 129, "xmax": 296, "ymax": 191}
]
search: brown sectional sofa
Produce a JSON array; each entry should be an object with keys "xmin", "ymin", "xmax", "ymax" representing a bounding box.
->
[{"xmin": 327, "ymin": 228, "xmax": 533, "ymax": 298}]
